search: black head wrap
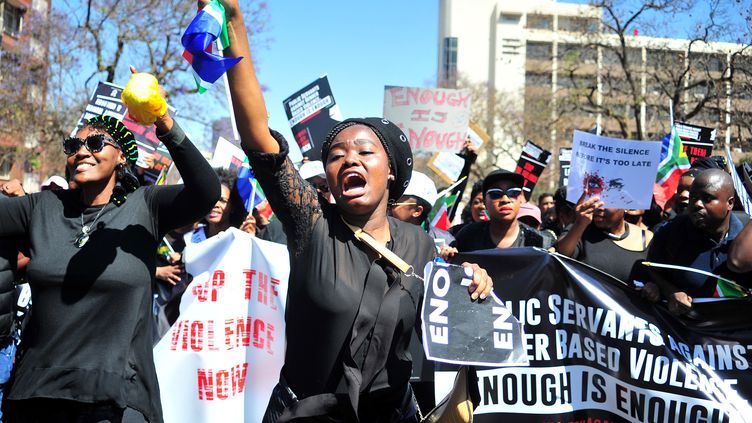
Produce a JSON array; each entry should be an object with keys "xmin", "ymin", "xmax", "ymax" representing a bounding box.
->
[
  {"xmin": 82, "ymin": 115, "xmax": 140, "ymax": 206},
  {"xmin": 321, "ymin": 118, "xmax": 413, "ymax": 201}
]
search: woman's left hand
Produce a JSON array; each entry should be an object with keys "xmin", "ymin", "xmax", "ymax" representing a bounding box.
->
[{"xmin": 462, "ymin": 262, "xmax": 493, "ymax": 300}]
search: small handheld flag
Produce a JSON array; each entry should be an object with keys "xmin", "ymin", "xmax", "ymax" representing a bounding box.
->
[{"xmin": 181, "ymin": 0, "xmax": 242, "ymax": 93}]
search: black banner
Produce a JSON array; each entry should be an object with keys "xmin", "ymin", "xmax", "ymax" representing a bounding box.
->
[
  {"xmin": 559, "ymin": 147, "xmax": 572, "ymax": 188},
  {"xmin": 435, "ymin": 249, "xmax": 752, "ymax": 422},
  {"xmin": 515, "ymin": 141, "xmax": 552, "ymax": 200},
  {"xmin": 676, "ymin": 121, "xmax": 716, "ymax": 164},
  {"xmin": 421, "ymin": 262, "xmax": 527, "ymax": 367},
  {"xmin": 282, "ymin": 75, "xmax": 341, "ymax": 161},
  {"xmin": 73, "ymin": 82, "xmax": 174, "ymax": 184}
]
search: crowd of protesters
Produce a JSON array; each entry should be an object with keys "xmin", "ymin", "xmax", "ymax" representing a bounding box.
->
[{"xmin": 0, "ymin": 1, "xmax": 751, "ymax": 422}]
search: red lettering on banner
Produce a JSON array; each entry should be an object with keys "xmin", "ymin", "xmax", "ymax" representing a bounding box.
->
[
  {"xmin": 270, "ymin": 278, "xmax": 280, "ymax": 310},
  {"xmin": 390, "ymin": 88, "xmax": 408, "ymax": 106},
  {"xmin": 170, "ymin": 321, "xmax": 182, "ymax": 351},
  {"xmin": 410, "ymin": 109, "xmax": 430, "ymax": 122},
  {"xmin": 266, "ymin": 323, "xmax": 275, "ymax": 355},
  {"xmin": 431, "ymin": 112, "xmax": 447, "ymax": 123},
  {"xmin": 196, "ymin": 363, "xmax": 249, "ymax": 401},
  {"xmin": 253, "ymin": 319, "xmax": 266, "ymax": 349},
  {"xmin": 173, "ymin": 317, "xmax": 276, "ymax": 352},
  {"xmin": 192, "ymin": 269, "xmax": 225, "ymax": 302},
  {"xmin": 243, "ymin": 269, "xmax": 256, "ymax": 300},
  {"xmin": 258, "ymin": 272, "xmax": 269, "ymax": 306},
  {"xmin": 191, "ymin": 321, "xmax": 204, "ymax": 352}
]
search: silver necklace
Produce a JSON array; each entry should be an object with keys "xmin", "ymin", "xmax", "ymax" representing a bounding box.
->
[{"xmin": 74, "ymin": 204, "xmax": 107, "ymax": 248}]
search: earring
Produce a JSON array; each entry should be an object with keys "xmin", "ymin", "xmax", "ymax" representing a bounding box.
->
[{"xmin": 388, "ymin": 175, "xmax": 395, "ymax": 181}]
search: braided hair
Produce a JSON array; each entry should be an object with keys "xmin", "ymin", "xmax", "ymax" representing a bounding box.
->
[{"xmin": 80, "ymin": 115, "xmax": 140, "ymax": 206}]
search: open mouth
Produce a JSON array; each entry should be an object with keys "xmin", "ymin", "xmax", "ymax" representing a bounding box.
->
[{"xmin": 341, "ymin": 172, "xmax": 367, "ymax": 197}]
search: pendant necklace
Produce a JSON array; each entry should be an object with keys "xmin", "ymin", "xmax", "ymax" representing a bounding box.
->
[{"xmin": 74, "ymin": 204, "xmax": 107, "ymax": 248}]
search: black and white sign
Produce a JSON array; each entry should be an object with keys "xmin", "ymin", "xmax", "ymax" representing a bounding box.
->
[{"xmin": 421, "ymin": 262, "xmax": 528, "ymax": 367}]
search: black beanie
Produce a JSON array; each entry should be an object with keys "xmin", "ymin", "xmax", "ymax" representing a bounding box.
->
[{"xmin": 321, "ymin": 118, "xmax": 413, "ymax": 200}]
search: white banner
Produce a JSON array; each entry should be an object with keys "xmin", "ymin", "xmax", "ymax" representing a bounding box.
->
[
  {"xmin": 154, "ymin": 228, "xmax": 289, "ymax": 422},
  {"xmin": 567, "ymin": 131, "xmax": 661, "ymax": 209}
]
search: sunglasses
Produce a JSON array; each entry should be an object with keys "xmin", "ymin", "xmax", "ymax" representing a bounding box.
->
[
  {"xmin": 63, "ymin": 134, "xmax": 121, "ymax": 156},
  {"xmin": 486, "ymin": 187, "xmax": 523, "ymax": 200}
]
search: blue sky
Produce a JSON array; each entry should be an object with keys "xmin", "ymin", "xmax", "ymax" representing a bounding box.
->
[{"xmin": 243, "ymin": 0, "xmax": 440, "ymax": 161}]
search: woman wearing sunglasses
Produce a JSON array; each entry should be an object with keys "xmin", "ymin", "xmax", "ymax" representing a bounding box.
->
[
  {"xmin": 452, "ymin": 169, "xmax": 553, "ymax": 252},
  {"xmin": 0, "ymin": 107, "xmax": 219, "ymax": 422},
  {"xmin": 214, "ymin": 1, "xmax": 493, "ymax": 421}
]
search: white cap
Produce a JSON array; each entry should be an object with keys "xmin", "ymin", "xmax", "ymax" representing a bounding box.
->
[
  {"xmin": 403, "ymin": 171, "xmax": 438, "ymax": 206},
  {"xmin": 299, "ymin": 160, "xmax": 326, "ymax": 181},
  {"xmin": 41, "ymin": 175, "xmax": 68, "ymax": 190}
]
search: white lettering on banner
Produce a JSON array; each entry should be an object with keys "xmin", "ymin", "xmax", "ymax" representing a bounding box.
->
[
  {"xmin": 434, "ymin": 366, "xmax": 745, "ymax": 422},
  {"xmin": 547, "ymin": 294, "xmax": 665, "ymax": 347},
  {"xmin": 492, "ymin": 306, "xmax": 514, "ymax": 350},
  {"xmin": 428, "ymin": 268, "xmax": 451, "ymax": 344},
  {"xmin": 154, "ymin": 229, "xmax": 289, "ymax": 423}
]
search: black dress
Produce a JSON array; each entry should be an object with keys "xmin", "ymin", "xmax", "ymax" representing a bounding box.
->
[{"xmin": 245, "ymin": 131, "xmax": 435, "ymax": 422}]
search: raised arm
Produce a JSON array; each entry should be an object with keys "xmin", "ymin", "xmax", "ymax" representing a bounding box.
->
[
  {"xmin": 555, "ymin": 194, "xmax": 603, "ymax": 257},
  {"xmin": 148, "ymin": 114, "xmax": 220, "ymax": 235},
  {"xmin": 217, "ymin": 0, "xmax": 278, "ymax": 154},
  {"xmin": 210, "ymin": 0, "xmax": 322, "ymax": 255}
]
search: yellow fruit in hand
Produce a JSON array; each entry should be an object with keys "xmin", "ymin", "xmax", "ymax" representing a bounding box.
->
[{"xmin": 121, "ymin": 73, "xmax": 167, "ymax": 125}]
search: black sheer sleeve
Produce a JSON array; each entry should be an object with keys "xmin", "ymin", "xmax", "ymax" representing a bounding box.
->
[
  {"xmin": 242, "ymin": 130, "xmax": 322, "ymax": 258},
  {"xmin": 143, "ymin": 121, "xmax": 220, "ymax": 235}
]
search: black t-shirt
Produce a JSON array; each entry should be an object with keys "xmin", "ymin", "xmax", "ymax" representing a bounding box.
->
[
  {"xmin": 565, "ymin": 223, "xmax": 649, "ymax": 283},
  {"xmin": 245, "ymin": 131, "xmax": 436, "ymax": 421},
  {"xmin": 0, "ymin": 122, "xmax": 218, "ymax": 423},
  {"xmin": 452, "ymin": 221, "xmax": 551, "ymax": 252}
]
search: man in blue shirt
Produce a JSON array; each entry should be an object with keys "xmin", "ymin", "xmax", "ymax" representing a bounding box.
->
[{"xmin": 644, "ymin": 169, "xmax": 751, "ymax": 315}]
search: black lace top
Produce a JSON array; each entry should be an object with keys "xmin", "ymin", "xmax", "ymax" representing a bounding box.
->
[{"xmin": 244, "ymin": 131, "xmax": 436, "ymax": 421}]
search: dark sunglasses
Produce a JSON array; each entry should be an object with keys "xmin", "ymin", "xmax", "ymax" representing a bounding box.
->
[
  {"xmin": 63, "ymin": 134, "xmax": 121, "ymax": 156},
  {"xmin": 486, "ymin": 187, "xmax": 523, "ymax": 200}
]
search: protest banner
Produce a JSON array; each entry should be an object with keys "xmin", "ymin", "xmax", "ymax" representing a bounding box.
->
[
  {"xmin": 421, "ymin": 262, "xmax": 528, "ymax": 367},
  {"xmin": 154, "ymin": 228, "xmax": 288, "ymax": 422},
  {"xmin": 383, "ymin": 86, "xmax": 471, "ymax": 153},
  {"xmin": 676, "ymin": 121, "xmax": 717, "ymax": 164},
  {"xmin": 559, "ymin": 147, "xmax": 572, "ymax": 188},
  {"xmin": 282, "ymin": 75, "xmax": 342, "ymax": 161},
  {"xmin": 567, "ymin": 131, "xmax": 661, "ymax": 209},
  {"xmin": 428, "ymin": 122, "xmax": 489, "ymax": 184},
  {"xmin": 73, "ymin": 81, "xmax": 175, "ymax": 184},
  {"xmin": 515, "ymin": 140, "xmax": 552, "ymax": 201},
  {"xmin": 435, "ymin": 248, "xmax": 752, "ymax": 423}
]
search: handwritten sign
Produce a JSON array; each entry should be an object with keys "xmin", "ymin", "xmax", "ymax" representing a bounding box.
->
[
  {"xmin": 514, "ymin": 140, "xmax": 552, "ymax": 201},
  {"xmin": 421, "ymin": 261, "xmax": 528, "ymax": 367},
  {"xmin": 282, "ymin": 75, "xmax": 342, "ymax": 161},
  {"xmin": 567, "ymin": 131, "xmax": 661, "ymax": 209},
  {"xmin": 383, "ymin": 86, "xmax": 472, "ymax": 153}
]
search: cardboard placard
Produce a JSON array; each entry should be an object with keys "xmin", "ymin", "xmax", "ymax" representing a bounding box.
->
[{"xmin": 383, "ymin": 86, "xmax": 472, "ymax": 153}]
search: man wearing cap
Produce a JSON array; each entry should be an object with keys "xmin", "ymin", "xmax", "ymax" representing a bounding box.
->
[
  {"xmin": 390, "ymin": 171, "xmax": 454, "ymax": 247},
  {"xmin": 453, "ymin": 169, "xmax": 552, "ymax": 252}
]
